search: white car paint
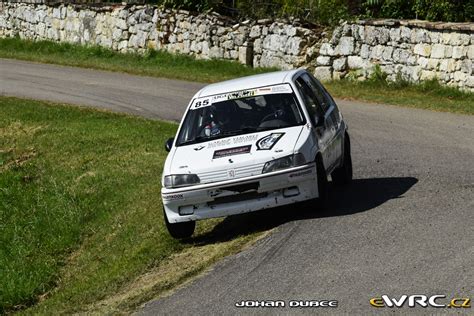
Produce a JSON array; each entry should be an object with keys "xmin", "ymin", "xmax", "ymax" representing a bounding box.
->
[{"xmin": 161, "ymin": 69, "xmax": 348, "ymax": 223}]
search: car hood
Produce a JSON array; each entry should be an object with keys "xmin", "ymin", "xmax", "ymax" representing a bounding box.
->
[{"xmin": 167, "ymin": 126, "xmax": 304, "ymax": 184}]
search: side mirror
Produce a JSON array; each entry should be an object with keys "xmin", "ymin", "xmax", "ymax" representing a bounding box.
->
[
  {"xmin": 165, "ymin": 138, "xmax": 174, "ymax": 152},
  {"xmin": 315, "ymin": 115, "xmax": 325, "ymax": 128}
]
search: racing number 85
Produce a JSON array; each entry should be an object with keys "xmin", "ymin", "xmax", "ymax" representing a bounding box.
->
[{"xmin": 194, "ymin": 99, "xmax": 209, "ymax": 108}]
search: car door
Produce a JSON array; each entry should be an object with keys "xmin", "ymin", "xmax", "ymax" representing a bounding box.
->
[
  {"xmin": 313, "ymin": 77, "xmax": 344, "ymax": 165},
  {"xmin": 294, "ymin": 75, "xmax": 333, "ymax": 172},
  {"xmin": 304, "ymin": 74, "xmax": 344, "ymax": 171}
]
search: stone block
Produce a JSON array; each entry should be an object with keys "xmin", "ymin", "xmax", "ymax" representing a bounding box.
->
[
  {"xmin": 460, "ymin": 59, "xmax": 472, "ymax": 74},
  {"xmin": 414, "ymin": 43, "xmax": 431, "ymax": 57},
  {"xmin": 418, "ymin": 57, "xmax": 429, "ymax": 69},
  {"xmin": 285, "ymin": 37, "xmax": 304, "ymax": 56},
  {"xmin": 347, "ymin": 56, "xmax": 363, "ymax": 69},
  {"xmin": 314, "ymin": 66, "xmax": 332, "ymax": 81},
  {"xmin": 320, "ymin": 43, "xmax": 335, "ymax": 56},
  {"xmin": 454, "ymin": 71, "xmax": 467, "ymax": 81},
  {"xmin": 332, "ymin": 71, "xmax": 347, "ymax": 80},
  {"xmin": 382, "ymin": 46, "xmax": 394, "ymax": 61},
  {"xmin": 335, "ymin": 37, "xmax": 354, "ymax": 56},
  {"xmin": 116, "ymin": 18, "xmax": 127, "ymax": 30},
  {"xmin": 360, "ymin": 44, "xmax": 371, "ymax": 59},
  {"xmin": 439, "ymin": 59, "xmax": 456, "ymax": 72},
  {"xmin": 333, "ymin": 57, "xmax": 347, "ymax": 71},
  {"xmin": 420, "ymin": 69, "xmax": 436, "ymax": 81},
  {"xmin": 466, "ymin": 76, "xmax": 474, "ymax": 87},
  {"xmin": 452, "ymin": 46, "xmax": 467, "ymax": 59},
  {"xmin": 415, "ymin": 29, "xmax": 430, "ymax": 43},
  {"xmin": 249, "ymin": 25, "xmax": 260, "ymax": 38},
  {"xmin": 427, "ymin": 59, "xmax": 439, "ymax": 70},
  {"xmin": 468, "ymin": 45, "xmax": 474, "ymax": 60},
  {"xmin": 389, "ymin": 28, "xmax": 400, "ymax": 42},
  {"xmin": 238, "ymin": 45, "xmax": 253, "ymax": 66},
  {"xmin": 316, "ymin": 56, "xmax": 331, "ymax": 66},
  {"xmin": 431, "ymin": 44, "xmax": 446, "ymax": 59}
]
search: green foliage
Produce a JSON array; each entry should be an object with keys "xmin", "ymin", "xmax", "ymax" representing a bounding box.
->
[
  {"xmin": 362, "ymin": 0, "xmax": 473, "ymax": 22},
  {"xmin": 156, "ymin": 0, "xmax": 216, "ymax": 11},
  {"xmin": 233, "ymin": 0, "xmax": 349, "ymax": 25},
  {"xmin": 158, "ymin": 0, "xmax": 473, "ymax": 23},
  {"xmin": 368, "ymin": 64, "xmax": 388, "ymax": 83}
]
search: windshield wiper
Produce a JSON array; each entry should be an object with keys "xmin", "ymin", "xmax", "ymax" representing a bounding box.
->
[{"xmin": 178, "ymin": 135, "xmax": 213, "ymax": 146}]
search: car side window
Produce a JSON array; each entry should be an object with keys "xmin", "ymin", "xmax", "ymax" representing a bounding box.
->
[
  {"xmin": 302, "ymin": 73, "xmax": 330, "ymax": 113},
  {"xmin": 295, "ymin": 77, "xmax": 324, "ymax": 126},
  {"xmin": 314, "ymin": 79, "xmax": 342, "ymax": 126}
]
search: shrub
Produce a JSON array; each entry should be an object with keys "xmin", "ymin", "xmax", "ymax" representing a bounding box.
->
[{"xmin": 362, "ymin": 0, "xmax": 473, "ymax": 22}]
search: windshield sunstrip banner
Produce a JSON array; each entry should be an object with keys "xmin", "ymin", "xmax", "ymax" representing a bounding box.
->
[
  {"xmin": 191, "ymin": 84, "xmax": 293, "ymax": 109},
  {"xmin": 213, "ymin": 145, "xmax": 252, "ymax": 159}
]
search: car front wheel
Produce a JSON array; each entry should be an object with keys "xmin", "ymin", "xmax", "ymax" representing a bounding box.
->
[
  {"xmin": 332, "ymin": 133, "xmax": 353, "ymax": 186},
  {"xmin": 163, "ymin": 208, "xmax": 195, "ymax": 239}
]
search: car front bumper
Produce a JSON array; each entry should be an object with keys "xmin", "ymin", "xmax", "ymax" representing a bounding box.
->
[{"xmin": 161, "ymin": 163, "xmax": 318, "ymax": 223}]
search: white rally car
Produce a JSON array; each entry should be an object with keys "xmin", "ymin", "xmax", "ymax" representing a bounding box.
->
[{"xmin": 162, "ymin": 69, "xmax": 352, "ymax": 238}]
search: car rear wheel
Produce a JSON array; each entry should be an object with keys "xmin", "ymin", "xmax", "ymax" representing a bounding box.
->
[
  {"xmin": 315, "ymin": 157, "xmax": 329, "ymax": 208},
  {"xmin": 163, "ymin": 208, "xmax": 195, "ymax": 239},
  {"xmin": 332, "ymin": 133, "xmax": 353, "ymax": 186}
]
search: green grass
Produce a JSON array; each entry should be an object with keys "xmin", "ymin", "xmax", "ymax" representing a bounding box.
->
[
  {"xmin": 0, "ymin": 97, "xmax": 267, "ymax": 314},
  {"xmin": 326, "ymin": 78, "xmax": 474, "ymax": 115},
  {"xmin": 0, "ymin": 37, "xmax": 273, "ymax": 83},
  {"xmin": 1, "ymin": 37, "xmax": 472, "ymax": 115}
]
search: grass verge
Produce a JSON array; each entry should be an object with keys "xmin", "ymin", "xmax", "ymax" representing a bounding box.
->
[
  {"xmin": 0, "ymin": 97, "xmax": 269, "ymax": 314},
  {"xmin": 325, "ymin": 78, "xmax": 474, "ymax": 115},
  {"xmin": 1, "ymin": 37, "xmax": 472, "ymax": 115},
  {"xmin": 0, "ymin": 37, "xmax": 273, "ymax": 83}
]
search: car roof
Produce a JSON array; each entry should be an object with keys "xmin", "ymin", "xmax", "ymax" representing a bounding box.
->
[{"xmin": 195, "ymin": 69, "xmax": 304, "ymax": 98}]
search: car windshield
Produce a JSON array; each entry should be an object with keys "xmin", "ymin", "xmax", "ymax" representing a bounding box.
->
[{"xmin": 176, "ymin": 84, "xmax": 305, "ymax": 146}]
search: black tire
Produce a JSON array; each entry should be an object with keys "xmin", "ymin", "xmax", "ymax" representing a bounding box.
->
[
  {"xmin": 332, "ymin": 133, "xmax": 353, "ymax": 186},
  {"xmin": 163, "ymin": 208, "xmax": 195, "ymax": 239},
  {"xmin": 316, "ymin": 157, "xmax": 329, "ymax": 208}
]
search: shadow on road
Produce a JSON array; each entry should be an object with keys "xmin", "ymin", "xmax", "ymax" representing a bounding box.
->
[{"xmin": 189, "ymin": 177, "xmax": 418, "ymax": 245}]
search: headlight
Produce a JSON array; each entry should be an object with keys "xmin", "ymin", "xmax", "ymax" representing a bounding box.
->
[
  {"xmin": 262, "ymin": 153, "xmax": 306, "ymax": 173},
  {"xmin": 164, "ymin": 174, "xmax": 200, "ymax": 188}
]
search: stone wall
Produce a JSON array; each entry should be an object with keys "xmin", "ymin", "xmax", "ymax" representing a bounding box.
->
[
  {"xmin": 316, "ymin": 20, "xmax": 474, "ymax": 90},
  {"xmin": 0, "ymin": 2, "xmax": 321, "ymax": 69},
  {"xmin": 1, "ymin": 2, "xmax": 473, "ymax": 90}
]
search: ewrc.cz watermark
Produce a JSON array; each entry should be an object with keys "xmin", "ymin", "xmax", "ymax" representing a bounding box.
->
[
  {"xmin": 235, "ymin": 300, "xmax": 338, "ymax": 308},
  {"xmin": 370, "ymin": 295, "xmax": 471, "ymax": 308}
]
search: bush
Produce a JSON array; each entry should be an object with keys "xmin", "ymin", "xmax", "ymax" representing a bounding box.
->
[
  {"xmin": 234, "ymin": 0, "xmax": 349, "ymax": 25},
  {"xmin": 75, "ymin": 0, "xmax": 473, "ymax": 24},
  {"xmin": 363, "ymin": 0, "xmax": 473, "ymax": 22}
]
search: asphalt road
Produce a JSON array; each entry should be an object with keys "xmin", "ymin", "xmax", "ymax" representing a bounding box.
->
[{"xmin": 1, "ymin": 58, "xmax": 473, "ymax": 314}]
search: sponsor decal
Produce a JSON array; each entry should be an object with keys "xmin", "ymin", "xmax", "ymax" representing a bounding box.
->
[
  {"xmin": 370, "ymin": 295, "xmax": 471, "ymax": 309},
  {"xmin": 207, "ymin": 134, "xmax": 259, "ymax": 149},
  {"xmin": 190, "ymin": 84, "xmax": 293, "ymax": 109},
  {"xmin": 193, "ymin": 145, "xmax": 205, "ymax": 151},
  {"xmin": 271, "ymin": 85, "xmax": 292, "ymax": 93},
  {"xmin": 235, "ymin": 300, "xmax": 338, "ymax": 308},
  {"xmin": 256, "ymin": 133, "xmax": 285, "ymax": 150},
  {"xmin": 288, "ymin": 168, "xmax": 313, "ymax": 179},
  {"xmin": 226, "ymin": 89, "xmax": 256, "ymax": 100},
  {"xmin": 213, "ymin": 145, "xmax": 252, "ymax": 159},
  {"xmin": 162, "ymin": 193, "xmax": 184, "ymax": 201}
]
